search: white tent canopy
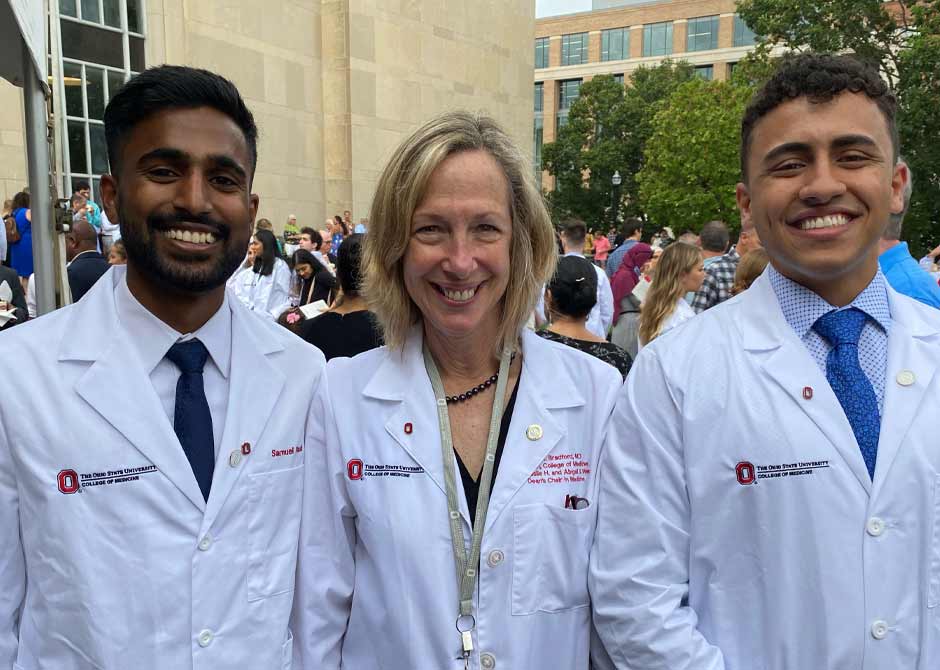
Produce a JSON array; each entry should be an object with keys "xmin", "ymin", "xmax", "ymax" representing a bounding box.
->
[{"xmin": 1, "ymin": 0, "xmax": 55, "ymax": 315}]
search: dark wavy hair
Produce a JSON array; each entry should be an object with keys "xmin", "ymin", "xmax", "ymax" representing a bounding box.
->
[
  {"xmin": 104, "ymin": 65, "xmax": 258, "ymax": 179},
  {"xmin": 740, "ymin": 53, "xmax": 897, "ymax": 181},
  {"xmin": 336, "ymin": 233, "xmax": 365, "ymax": 296},
  {"xmin": 252, "ymin": 229, "xmax": 278, "ymax": 277}
]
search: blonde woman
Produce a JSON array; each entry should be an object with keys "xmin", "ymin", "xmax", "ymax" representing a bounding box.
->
[
  {"xmin": 637, "ymin": 241, "xmax": 705, "ymax": 350},
  {"xmin": 292, "ymin": 112, "xmax": 623, "ymax": 669}
]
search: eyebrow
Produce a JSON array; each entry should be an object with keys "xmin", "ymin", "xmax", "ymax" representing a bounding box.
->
[
  {"xmin": 762, "ymin": 134, "xmax": 881, "ymax": 165},
  {"xmin": 137, "ymin": 147, "xmax": 248, "ymax": 181}
]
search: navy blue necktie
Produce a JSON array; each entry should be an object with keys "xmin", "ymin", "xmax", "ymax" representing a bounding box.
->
[
  {"xmin": 812, "ymin": 308, "xmax": 881, "ymax": 479},
  {"xmin": 166, "ymin": 339, "xmax": 215, "ymax": 501}
]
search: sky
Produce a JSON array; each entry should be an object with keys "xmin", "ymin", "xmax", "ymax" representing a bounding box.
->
[{"xmin": 536, "ymin": 0, "xmax": 592, "ymax": 18}]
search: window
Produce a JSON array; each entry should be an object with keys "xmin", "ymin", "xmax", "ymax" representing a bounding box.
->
[
  {"xmin": 534, "ymin": 116, "xmax": 544, "ymax": 176},
  {"xmin": 687, "ymin": 15, "xmax": 719, "ymax": 52},
  {"xmin": 642, "ymin": 22, "xmax": 673, "ymax": 57},
  {"xmin": 534, "ymin": 82, "xmax": 543, "ymax": 112},
  {"xmin": 734, "ymin": 15, "xmax": 757, "ymax": 47},
  {"xmin": 556, "ymin": 79, "xmax": 581, "ymax": 128},
  {"xmin": 58, "ymin": 0, "xmax": 144, "ymax": 201},
  {"xmin": 614, "ymin": 73, "xmax": 624, "ymax": 85},
  {"xmin": 601, "ymin": 28, "xmax": 628, "ymax": 62},
  {"xmin": 561, "ymin": 32, "xmax": 589, "ymax": 66},
  {"xmin": 694, "ymin": 65, "xmax": 714, "ymax": 80},
  {"xmin": 535, "ymin": 37, "xmax": 549, "ymax": 69}
]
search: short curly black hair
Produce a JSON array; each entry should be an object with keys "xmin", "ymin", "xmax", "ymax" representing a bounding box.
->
[{"xmin": 740, "ymin": 53, "xmax": 898, "ymax": 181}]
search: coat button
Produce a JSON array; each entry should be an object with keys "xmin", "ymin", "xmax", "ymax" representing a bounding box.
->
[
  {"xmin": 229, "ymin": 450, "xmax": 242, "ymax": 468},
  {"xmin": 198, "ymin": 534, "xmax": 212, "ymax": 551},
  {"xmin": 866, "ymin": 517, "xmax": 885, "ymax": 537},
  {"xmin": 486, "ymin": 549, "xmax": 505, "ymax": 568},
  {"xmin": 896, "ymin": 370, "xmax": 915, "ymax": 386},
  {"xmin": 871, "ymin": 620, "xmax": 889, "ymax": 640},
  {"xmin": 480, "ymin": 652, "xmax": 496, "ymax": 669},
  {"xmin": 197, "ymin": 629, "xmax": 214, "ymax": 647},
  {"xmin": 526, "ymin": 424, "xmax": 543, "ymax": 441}
]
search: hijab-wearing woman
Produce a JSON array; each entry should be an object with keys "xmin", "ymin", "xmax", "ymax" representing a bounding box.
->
[
  {"xmin": 609, "ymin": 242, "xmax": 654, "ymax": 358},
  {"xmin": 229, "ymin": 228, "xmax": 291, "ymax": 319},
  {"xmin": 637, "ymin": 241, "xmax": 705, "ymax": 350},
  {"xmin": 293, "ymin": 112, "xmax": 623, "ymax": 669},
  {"xmin": 539, "ymin": 255, "xmax": 633, "ymax": 378},
  {"xmin": 292, "ymin": 248, "xmax": 336, "ymax": 306}
]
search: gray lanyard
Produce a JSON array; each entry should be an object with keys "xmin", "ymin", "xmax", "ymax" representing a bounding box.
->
[{"xmin": 422, "ymin": 343, "xmax": 513, "ymax": 666}]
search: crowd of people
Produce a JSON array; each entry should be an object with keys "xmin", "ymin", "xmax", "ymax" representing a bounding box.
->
[{"xmin": 1, "ymin": 53, "xmax": 940, "ymax": 670}]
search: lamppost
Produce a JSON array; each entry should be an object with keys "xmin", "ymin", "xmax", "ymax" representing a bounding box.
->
[{"xmin": 610, "ymin": 170, "xmax": 622, "ymax": 231}]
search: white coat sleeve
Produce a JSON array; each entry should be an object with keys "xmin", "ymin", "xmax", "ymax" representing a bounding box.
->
[
  {"xmin": 589, "ymin": 347, "xmax": 725, "ymax": 670},
  {"xmin": 0, "ymin": 400, "xmax": 25, "ymax": 666},
  {"xmin": 267, "ymin": 261, "xmax": 292, "ymax": 320},
  {"xmin": 291, "ymin": 367, "xmax": 356, "ymax": 669},
  {"xmin": 596, "ymin": 267, "xmax": 614, "ymax": 335}
]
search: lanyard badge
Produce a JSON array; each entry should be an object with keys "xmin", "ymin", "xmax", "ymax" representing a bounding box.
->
[{"xmin": 423, "ymin": 342, "xmax": 513, "ymax": 668}]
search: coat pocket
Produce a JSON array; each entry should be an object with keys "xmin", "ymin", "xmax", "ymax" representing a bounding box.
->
[
  {"xmin": 511, "ymin": 503, "xmax": 593, "ymax": 615},
  {"xmin": 929, "ymin": 474, "xmax": 940, "ymax": 609},
  {"xmin": 246, "ymin": 464, "xmax": 305, "ymax": 601}
]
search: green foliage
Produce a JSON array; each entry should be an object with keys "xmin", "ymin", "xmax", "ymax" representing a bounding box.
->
[
  {"xmin": 541, "ymin": 61, "xmax": 695, "ymax": 227},
  {"xmin": 637, "ymin": 79, "xmax": 753, "ymax": 235},
  {"xmin": 896, "ymin": 2, "xmax": 940, "ymax": 256}
]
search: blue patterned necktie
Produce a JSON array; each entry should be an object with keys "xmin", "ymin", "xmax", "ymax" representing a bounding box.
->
[
  {"xmin": 812, "ymin": 308, "xmax": 881, "ymax": 480},
  {"xmin": 165, "ymin": 339, "xmax": 215, "ymax": 501}
]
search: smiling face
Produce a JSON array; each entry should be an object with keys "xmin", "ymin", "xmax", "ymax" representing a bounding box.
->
[
  {"xmin": 100, "ymin": 106, "xmax": 258, "ymax": 295},
  {"xmin": 737, "ymin": 92, "xmax": 905, "ymax": 303},
  {"xmin": 403, "ymin": 150, "xmax": 512, "ymax": 344}
]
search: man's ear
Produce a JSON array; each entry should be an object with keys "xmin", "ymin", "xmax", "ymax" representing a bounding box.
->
[
  {"xmin": 99, "ymin": 174, "xmax": 119, "ymax": 223},
  {"xmin": 736, "ymin": 182, "xmax": 752, "ymax": 225},
  {"xmin": 890, "ymin": 161, "xmax": 909, "ymax": 217}
]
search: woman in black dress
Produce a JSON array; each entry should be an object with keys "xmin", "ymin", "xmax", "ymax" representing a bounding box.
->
[
  {"xmin": 301, "ymin": 234, "xmax": 382, "ymax": 360},
  {"xmin": 538, "ymin": 255, "xmax": 632, "ymax": 378},
  {"xmin": 292, "ymin": 248, "xmax": 336, "ymax": 306}
]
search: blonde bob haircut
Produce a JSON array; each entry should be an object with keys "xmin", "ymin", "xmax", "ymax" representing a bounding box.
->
[{"xmin": 362, "ymin": 111, "xmax": 557, "ymax": 354}]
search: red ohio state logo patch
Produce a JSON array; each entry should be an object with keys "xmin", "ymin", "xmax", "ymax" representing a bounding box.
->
[
  {"xmin": 735, "ymin": 461, "xmax": 756, "ymax": 486},
  {"xmin": 57, "ymin": 469, "xmax": 80, "ymax": 494},
  {"xmin": 347, "ymin": 459, "xmax": 364, "ymax": 481}
]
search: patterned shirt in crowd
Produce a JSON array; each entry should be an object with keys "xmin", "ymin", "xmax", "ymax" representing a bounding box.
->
[
  {"xmin": 537, "ymin": 329, "xmax": 632, "ymax": 379},
  {"xmin": 691, "ymin": 248, "xmax": 739, "ymax": 313},
  {"xmin": 767, "ymin": 264, "xmax": 890, "ymax": 413}
]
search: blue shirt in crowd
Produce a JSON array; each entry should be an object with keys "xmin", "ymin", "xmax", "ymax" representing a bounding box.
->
[{"xmin": 878, "ymin": 241, "xmax": 940, "ymax": 309}]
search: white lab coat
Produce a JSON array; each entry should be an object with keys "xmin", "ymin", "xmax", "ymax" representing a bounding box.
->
[
  {"xmin": 229, "ymin": 258, "xmax": 292, "ymax": 320},
  {"xmin": 0, "ymin": 266, "xmax": 327, "ymax": 670},
  {"xmin": 292, "ymin": 327, "xmax": 622, "ymax": 669},
  {"xmin": 590, "ymin": 270, "xmax": 940, "ymax": 670}
]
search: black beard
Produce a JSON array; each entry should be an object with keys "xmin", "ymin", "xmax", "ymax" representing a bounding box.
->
[{"xmin": 118, "ymin": 206, "xmax": 247, "ymax": 293}]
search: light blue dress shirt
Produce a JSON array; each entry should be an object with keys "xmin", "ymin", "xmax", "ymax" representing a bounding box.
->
[{"xmin": 879, "ymin": 241, "xmax": 940, "ymax": 309}]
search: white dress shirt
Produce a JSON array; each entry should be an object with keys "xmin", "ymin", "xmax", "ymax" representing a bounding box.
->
[{"xmin": 114, "ymin": 275, "xmax": 231, "ymax": 457}]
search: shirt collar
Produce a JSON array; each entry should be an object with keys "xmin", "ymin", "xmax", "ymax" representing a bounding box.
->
[
  {"xmin": 114, "ymin": 273, "xmax": 232, "ymax": 378},
  {"xmin": 563, "ymin": 251, "xmax": 585, "ymax": 258},
  {"xmin": 768, "ymin": 263, "xmax": 892, "ymax": 339}
]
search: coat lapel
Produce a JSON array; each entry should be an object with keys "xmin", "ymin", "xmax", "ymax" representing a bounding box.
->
[
  {"xmin": 871, "ymin": 290, "xmax": 940, "ymax": 497},
  {"xmin": 64, "ymin": 272, "xmax": 206, "ymax": 512},
  {"xmin": 739, "ymin": 274, "xmax": 872, "ymax": 494},
  {"xmin": 201, "ymin": 303, "xmax": 286, "ymax": 528}
]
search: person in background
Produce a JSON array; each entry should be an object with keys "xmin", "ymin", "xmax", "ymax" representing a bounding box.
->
[
  {"xmin": 330, "ymin": 215, "xmax": 347, "ymax": 259},
  {"xmin": 355, "ymin": 217, "xmax": 368, "ymax": 234},
  {"xmin": 610, "ymin": 242, "xmax": 655, "ymax": 359},
  {"xmin": 557, "ymin": 218, "xmax": 614, "ymax": 338},
  {"xmin": 255, "ymin": 217, "xmax": 285, "ymax": 257},
  {"xmin": 98, "ymin": 206, "xmax": 121, "ymax": 255},
  {"xmin": 692, "ymin": 219, "xmax": 763, "ymax": 313},
  {"xmin": 291, "ymin": 248, "xmax": 336, "ymax": 306},
  {"xmin": 8, "ymin": 191, "xmax": 32, "ymax": 290},
  {"xmin": 229, "ymin": 228, "xmax": 291, "ymax": 319},
  {"xmin": 731, "ymin": 247, "xmax": 770, "ymax": 295},
  {"xmin": 25, "ymin": 273, "xmax": 36, "ymax": 318},
  {"xmin": 637, "ymin": 241, "xmax": 704, "ymax": 350},
  {"xmin": 0, "ymin": 262, "xmax": 28, "ymax": 328},
  {"xmin": 606, "ymin": 217, "xmax": 643, "ymax": 279},
  {"xmin": 342, "ymin": 209, "xmax": 352, "ymax": 232},
  {"xmin": 878, "ymin": 161, "xmax": 940, "ymax": 308},
  {"xmin": 65, "ymin": 220, "xmax": 111, "ymax": 302},
  {"xmin": 74, "ymin": 180, "xmax": 102, "ymax": 231},
  {"xmin": 300, "ymin": 234, "xmax": 382, "ymax": 360},
  {"xmin": 539, "ymin": 255, "xmax": 632, "ymax": 378},
  {"xmin": 593, "ymin": 228, "xmax": 611, "ymax": 269},
  {"xmin": 0, "ymin": 199, "xmax": 10, "ymax": 265},
  {"xmin": 107, "ymin": 239, "xmax": 127, "ymax": 265}
]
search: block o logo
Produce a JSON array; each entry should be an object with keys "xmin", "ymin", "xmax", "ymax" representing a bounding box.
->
[
  {"xmin": 735, "ymin": 461, "xmax": 756, "ymax": 486},
  {"xmin": 347, "ymin": 459, "xmax": 364, "ymax": 481},
  {"xmin": 57, "ymin": 469, "xmax": 80, "ymax": 494}
]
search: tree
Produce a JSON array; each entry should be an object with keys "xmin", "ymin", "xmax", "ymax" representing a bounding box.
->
[
  {"xmin": 541, "ymin": 61, "xmax": 695, "ymax": 227},
  {"xmin": 637, "ymin": 79, "xmax": 753, "ymax": 235}
]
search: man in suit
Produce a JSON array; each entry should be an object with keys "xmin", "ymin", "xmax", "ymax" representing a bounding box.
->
[
  {"xmin": 66, "ymin": 219, "xmax": 111, "ymax": 301},
  {"xmin": 0, "ymin": 65, "xmax": 328, "ymax": 668},
  {"xmin": 592, "ymin": 54, "xmax": 940, "ymax": 669},
  {"xmin": 0, "ymin": 264, "xmax": 27, "ymax": 329}
]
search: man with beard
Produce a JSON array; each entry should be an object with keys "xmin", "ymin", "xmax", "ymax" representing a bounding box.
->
[{"xmin": 0, "ymin": 65, "xmax": 327, "ymax": 669}]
